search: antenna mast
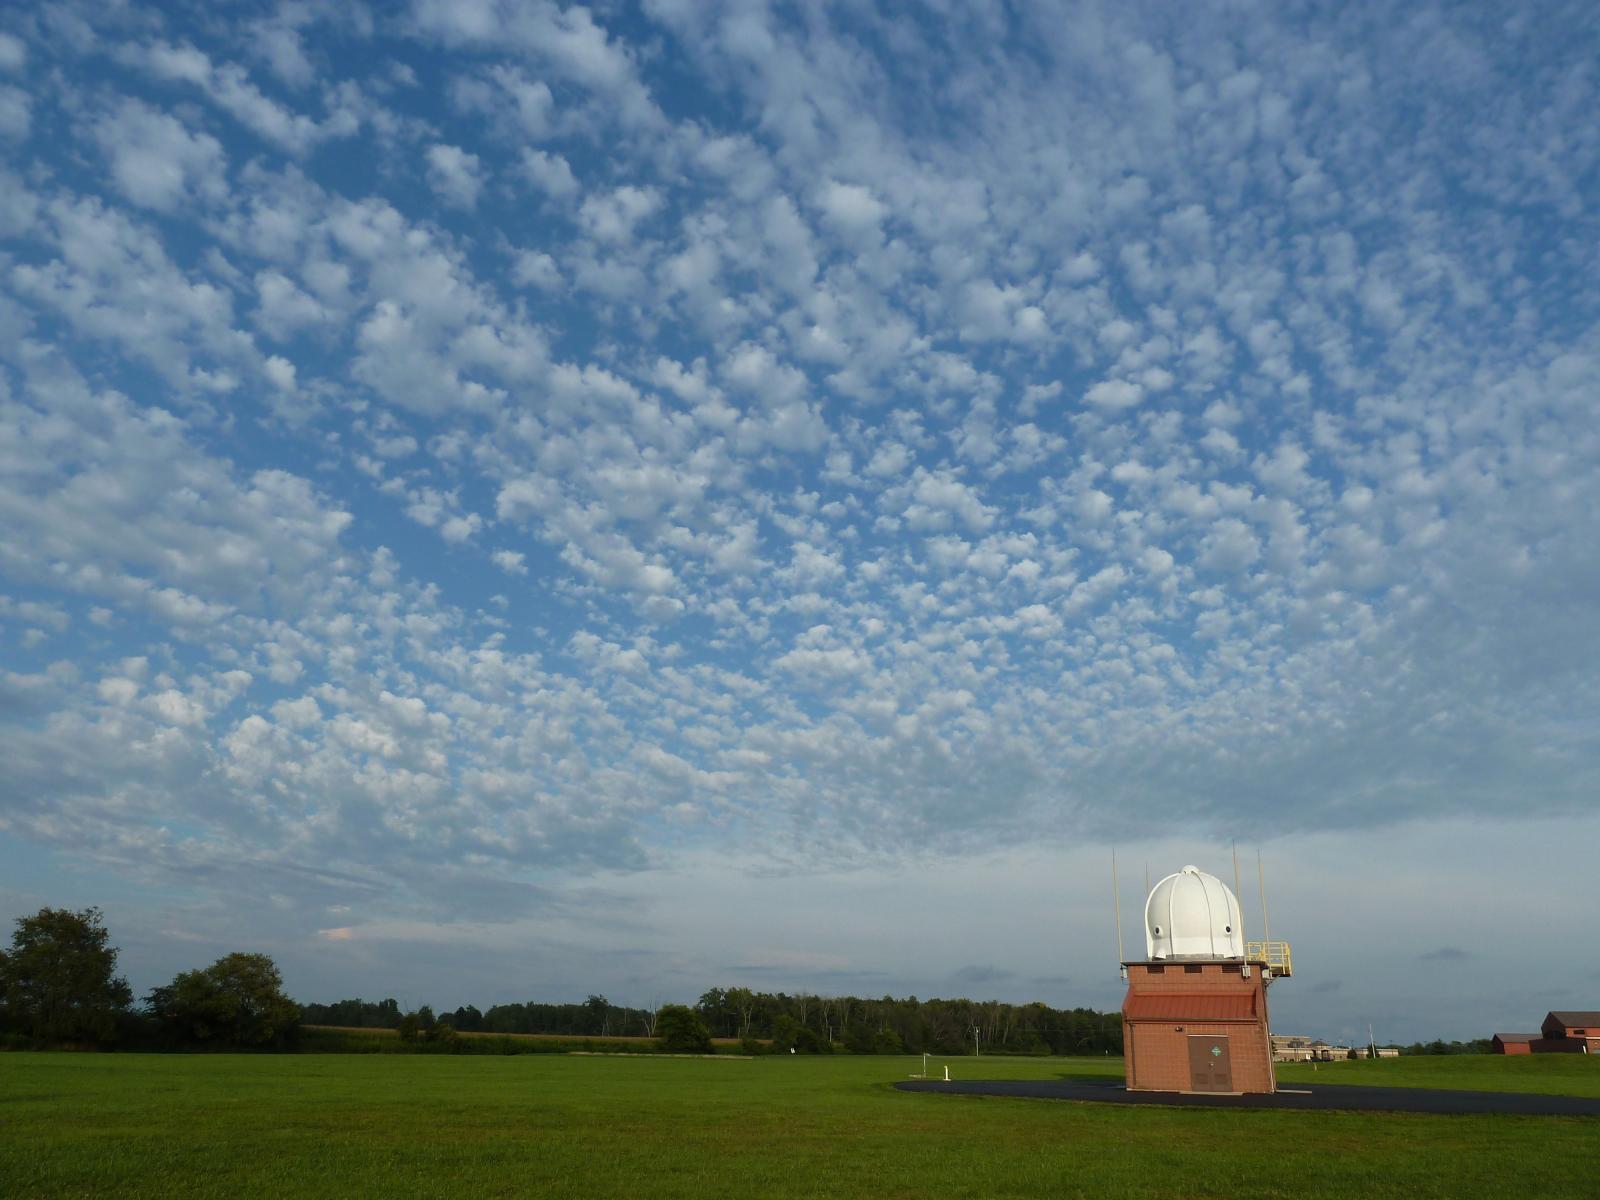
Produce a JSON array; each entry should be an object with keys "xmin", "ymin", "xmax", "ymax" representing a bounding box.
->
[
  {"xmin": 1257, "ymin": 849, "xmax": 1272, "ymax": 943},
  {"xmin": 1112, "ymin": 848, "xmax": 1125, "ymax": 966},
  {"xmin": 1232, "ymin": 841, "xmax": 1245, "ymax": 943}
]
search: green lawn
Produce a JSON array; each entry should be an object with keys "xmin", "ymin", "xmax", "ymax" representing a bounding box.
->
[
  {"xmin": 2, "ymin": 1052, "xmax": 1596, "ymax": 1199},
  {"xmin": 1275, "ymin": 1052, "xmax": 1600, "ymax": 1096}
]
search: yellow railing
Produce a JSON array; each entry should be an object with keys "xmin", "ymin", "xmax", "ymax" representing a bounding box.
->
[{"xmin": 1246, "ymin": 940, "xmax": 1293, "ymax": 977}]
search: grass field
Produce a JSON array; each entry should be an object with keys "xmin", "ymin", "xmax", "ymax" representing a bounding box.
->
[{"xmin": 3, "ymin": 1051, "xmax": 1597, "ymax": 1199}]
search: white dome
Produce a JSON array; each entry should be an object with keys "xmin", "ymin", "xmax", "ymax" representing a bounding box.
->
[{"xmin": 1144, "ymin": 864, "xmax": 1244, "ymax": 960}]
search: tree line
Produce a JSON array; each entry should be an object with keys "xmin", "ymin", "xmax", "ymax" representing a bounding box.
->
[
  {"xmin": 692, "ymin": 987, "xmax": 1124, "ymax": 1056},
  {"xmin": 8, "ymin": 906, "xmax": 1481, "ymax": 1057},
  {"xmin": 1398, "ymin": 1038, "xmax": 1493, "ymax": 1055},
  {"xmin": 303, "ymin": 987, "xmax": 1124, "ymax": 1056},
  {"xmin": 299, "ymin": 993, "xmax": 658, "ymax": 1040}
]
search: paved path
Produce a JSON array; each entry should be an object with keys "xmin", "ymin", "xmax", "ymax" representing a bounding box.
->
[{"xmin": 894, "ymin": 1077, "xmax": 1600, "ymax": 1115}]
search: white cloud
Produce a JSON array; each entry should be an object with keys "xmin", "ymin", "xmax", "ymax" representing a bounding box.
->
[
  {"xmin": 816, "ymin": 180, "xmax": 886, "ymax": 241},
  {"xmin": 578, "ymin": 185, "xmax": 660, "ymax": 241},
  {"xmin": 0, "ymin": 85, "xmax": 29, "ymax": 140},
  {"xmin": 128, "ymin": 40, "xmax": 349, "ymax": 154},
  {"xmin": 1083, "ymin": 379, "xmax": 1145, "ymax": 410},
  {"xmin": 1, "ymin": 1, "xmax": 1597, "ymax": 1043},
  {"xmin": 263, "ymin": 354, "xmax": 297, "ymax": 390},
  {"xmin": 492, "ymin": 549, "xmax": 528, "ymax": 575},
  {"xmin": 93, "ymin": 100, "xmax": 227, "ymax": 212},
  {"xmin": 0, "ymin": 33, "xmax": 26, "ymax": 73},
  {"xmin": 520, "ymin": 149, "xmax": 579, "ymax": 199},
  {"xmin": 426, "ymin": 143, "xmax": 484, "ymax": 209}
]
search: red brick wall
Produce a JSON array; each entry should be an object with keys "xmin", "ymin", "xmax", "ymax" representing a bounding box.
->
[
  {"xmin": 1494, "ymin": 1039, "xmax": 1532, "ymax": 1055},
  {"xmin": 1122, "ymin": 962, "xmax": 1276, "ymax": 1093},
  {"xmin": 1529, "ymin": 1036, "xmax": 1588, "ymax": 1054}
]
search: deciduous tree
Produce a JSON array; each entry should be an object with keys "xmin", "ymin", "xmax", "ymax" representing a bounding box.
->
[
  {"xmin": 0, "ymin": 907, "xmax": 131, "ymax": 1045},
  {"xmin": 655, "ymin": 1004, "xmax": 712, "ymax": 1053},
  {"xmin": 146, "ymin": 952, "xmax": 299, "ymax": 1048}
]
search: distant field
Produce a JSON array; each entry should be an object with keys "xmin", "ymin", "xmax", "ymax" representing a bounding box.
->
[{"xmin": 3, "ymin": 1052, "xmax": 1597, "ymax": 1199}]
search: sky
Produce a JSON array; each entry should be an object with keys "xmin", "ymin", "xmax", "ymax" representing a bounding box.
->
[{"xmin": 0, "ymin": 1, "xmax": 1596, "ymax": 1046}]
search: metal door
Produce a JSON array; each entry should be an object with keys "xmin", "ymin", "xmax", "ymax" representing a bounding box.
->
[{"xmin": 1187, "ymin": 1034, "xmax": 1233, "ymax": 1091}]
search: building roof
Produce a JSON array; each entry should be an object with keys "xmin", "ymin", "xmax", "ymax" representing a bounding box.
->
[
  {"xmin": 1545, "ymin": 1011, "xmax": 1600, "ymax": 1026},
  {"xmin": 1123, "ymin": 992, "xmax": 1258, "ymax": 1022},
  {"xmin": 1492, "ymin": 1033, "xmax": 1538, "ymax": 1043}
]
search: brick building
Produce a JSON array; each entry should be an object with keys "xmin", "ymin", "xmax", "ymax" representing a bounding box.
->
[
  {"xmin": 1120, "ymin": 864, "xmax": 1291, "ymax": 1094},
  {"xmin": 1492, "ymin": 1012, "xmax": 1599, "ymax": 1054}
]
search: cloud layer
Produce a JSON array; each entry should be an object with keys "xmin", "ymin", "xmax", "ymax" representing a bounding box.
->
[{"xmin": 1, "ymin": 1, "xmax": 1596, "ymax": 1031}]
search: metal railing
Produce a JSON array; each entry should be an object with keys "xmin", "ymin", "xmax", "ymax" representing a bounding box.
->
[{"xmin": 1246, "ymin": 940, "xmax": 1293, "ymax": 977}]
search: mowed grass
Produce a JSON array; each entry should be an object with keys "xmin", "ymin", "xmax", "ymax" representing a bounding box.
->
[
  {"xmin": 3, "ymin": 1052, "xmax": 1597, "ymax": 1199},
  {"xmin": 1276, "ymin": 1052, "xmax": 1600, "ymax": 1096}
]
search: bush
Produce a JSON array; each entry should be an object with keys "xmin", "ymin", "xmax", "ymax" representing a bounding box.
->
[
  {"xmin": 431, "ymin": 1022, "xmax": 462, "ymax": 1051},
  {"xmin": 655, "ymin": 1005, "xmax": 712, "ymax": 1053}
]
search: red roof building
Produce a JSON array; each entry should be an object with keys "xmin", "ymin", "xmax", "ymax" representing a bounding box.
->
[
  {"xmin": 1531, "ymin": 1012, "xmax": 1600, "ymax": 1054},
  {"xmin": 1119, "ymin": 865, "xmax": 1290, "ymax": 1094},
  {"xmin": 1492, "ymin": 1012, "xmax": 1600, "ymax": 1054},
  {"xmin": 1122, "ymin": 960, "xmax": 1277, "ymax": 1093}
]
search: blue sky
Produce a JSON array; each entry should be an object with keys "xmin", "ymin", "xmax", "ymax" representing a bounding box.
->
[{"xmin": 1, "ymin": 0, "xmax": 1597, "ymax": 1043}]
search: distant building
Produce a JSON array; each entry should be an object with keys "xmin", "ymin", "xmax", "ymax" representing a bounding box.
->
[
  {"xmin": 1491, "ymin": 1011, "xmax": 1599, "ymax": 1054},
  {"xmin": 1271, "ymin": 1034, "xmax": 1314, "ymax": 1062},
  {"xmin": 1274, "ymin": 1035, "xmax": 1397, "ymax": 1061},
  {"xmin": 1531, "ymin": 1012, "xmax": 1600, "ymax": 1054},
  {"xmin": 1271, "ymin": 1035, "xmax": 1347, "ymax": 1062}
]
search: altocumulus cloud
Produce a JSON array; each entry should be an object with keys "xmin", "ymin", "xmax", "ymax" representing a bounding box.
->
[{"xmin": 0, "ymin": 1, "xmax": 1596, "ymax": 1018}]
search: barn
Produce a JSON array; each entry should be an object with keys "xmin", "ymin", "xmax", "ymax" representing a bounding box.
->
[
  {"xmin": 1491, "ymin": 1033, "xmax": 1535, "ymax": 1055},
  {"xmin": 1492, "ymin": 1012, "xmax": 1600, "ymax": 1054},
  {"xmin": 1530, "ymin": 1012, "xmax": 1600, "ymax": 1054}
]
